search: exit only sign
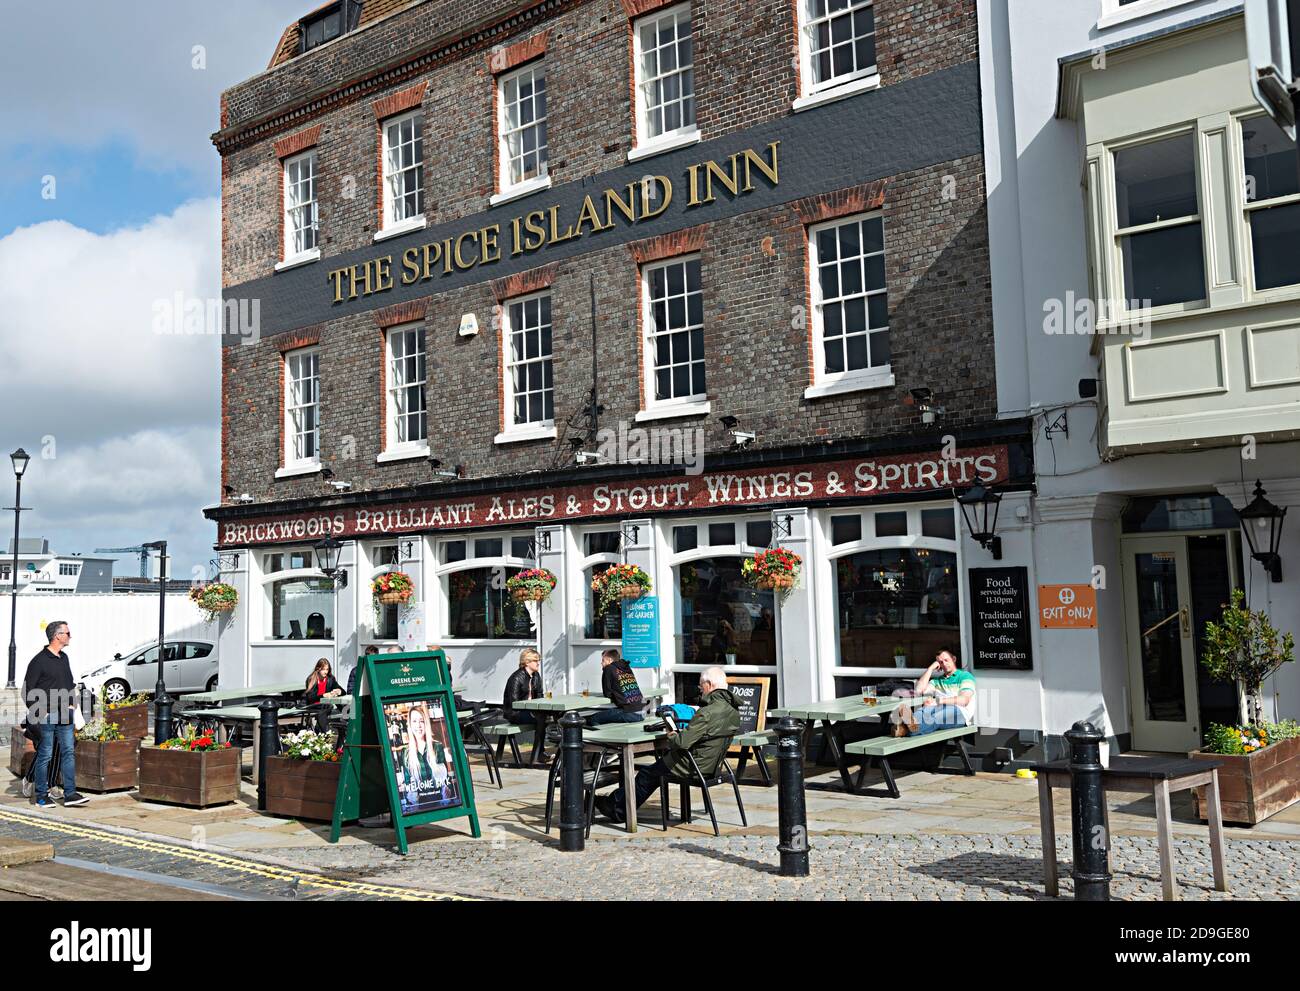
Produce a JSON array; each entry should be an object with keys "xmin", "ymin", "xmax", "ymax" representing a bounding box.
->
[{"xmin": 1039, "ymin": 584, "xmax": 1097, "ymax": 629}]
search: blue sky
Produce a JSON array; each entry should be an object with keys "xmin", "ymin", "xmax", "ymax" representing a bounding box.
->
[{"xmin": 0, "ymin": 1, "xmax": 311, "ymax": 580}]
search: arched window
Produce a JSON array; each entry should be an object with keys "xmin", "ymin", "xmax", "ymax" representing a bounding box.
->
[
  {"xmin": 577, "ymin": 529, "xmax": 622, "ymax": 641},
  {"xmin": 266, "ymin": 575, "xmax": 335, "ymax": 641},
  {"xmin": 435, "ymin": 533, "xmax": 535, "ymax": 641}
]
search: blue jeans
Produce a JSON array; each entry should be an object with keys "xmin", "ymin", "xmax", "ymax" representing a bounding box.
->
[
  {"xmin": 910, "ymin": 704, "xmax": 966, "ymax": 736},
  {"xmin": 33, "ymin": 720, "xmax": 76, "ymax": 801},
  {"xmin": 590, "ymin": 708, "xmax": 643, "ymax": 725}
]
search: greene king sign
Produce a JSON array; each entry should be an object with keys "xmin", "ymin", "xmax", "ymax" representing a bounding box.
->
[{"xmin": 217, "ymin": 445, "xmax": 1011, "ymax": 548}]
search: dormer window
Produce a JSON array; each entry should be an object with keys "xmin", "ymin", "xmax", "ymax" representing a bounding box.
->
[{"xmin": 300, "ymin": 0, "xmax": 361, "ymax": 54}]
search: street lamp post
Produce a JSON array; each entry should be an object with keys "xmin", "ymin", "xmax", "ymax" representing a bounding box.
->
[
  {"xmin": 143, "ymin": 540, "xmax": 173, "ymax": 742},
  {"xmin": 5, "ymin": 448, "xmax": 31, "ymax": 690}
]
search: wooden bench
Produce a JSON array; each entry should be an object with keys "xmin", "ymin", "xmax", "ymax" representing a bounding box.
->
[
  {"xmin": 481, "ymin": 723, "xmax": 538, "ymax": 768},
  {"xmin": 844, "ymin": 725, "xmax": 977, "ymax": 798},
  {"xmin": 733, "ymin": 730, "xmax": 777, "ymax": 786}
]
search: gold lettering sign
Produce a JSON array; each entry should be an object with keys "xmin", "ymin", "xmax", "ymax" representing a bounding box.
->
[{"xmin": 327, "ymin": 142, "xmax": 780, "ymax": 304}]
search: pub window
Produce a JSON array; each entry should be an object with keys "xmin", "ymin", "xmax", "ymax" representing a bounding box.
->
[
  {"xmin": 643, "ymin": 255, "xmax": 707, "ymax": 410},
  {"xmin": 633, "ymin": 3, "xmax": 698, "ymax": 151},
  {"xmin": 283, "ymin": 149, "xmax": 318, "ymax": 260},
  {"xmin": 585, "ymin": 531, "xmax": 621, "ymax": 556},
  {"xmin": 445, "ymin": 567, "xmax": 532, "ymax": 640},
  {"xmin": 1112, "ymin": 132, "xmax": 1205, "ymax": 308},
  {"xmin": 474, "ymin": 538, "xmax": 503, "ymax": 558},
  {"xmin": 797, "ymin": 0, "xmax": 877, "ymax": 98},
  {"xmin": 707, "ymin": 523, "xmax": 735, "ymax": 546},
  {"xmin": 677, "ymin": 557, "xmax": 777, "ymax": 667},
  {"xmin": 673, "ymin": 525, "xmax": 698, "ymax": 553},
  {"xmin": 834, "ymin": 548, "xmax": 958, "ymax": 669},
  {"xmin": 284, "ymin": 347, "xmax": 320, "ymax": 469},
  {"xmin": 831, "ymin": 515, "xmax": 862, "ymax": 545},
  {"xmin": 921, "ymin": 508, "xmax": 956, "ymax": 541},
  {"xmin": 299, "ymin": 1, "xmax": 360, "ymax": 54},
  {"xmin": 440, "ymin": 540, "xmax": 466, "ymax": 564},
  {"xmin": 502, "ymin": 292, "xmax": 555, "ymax": 431},
  {"xmin": 808, "ymin": 212, "xmax": 890, "ymax": 392},
  {"xmin": 386, "ymin": 324, "xmax": 428, "ymax": 451},
  {"xmin": 381, "ymin": 110, "xmax": 424, "ymax": 230},
  {"xmin": 370, "ymin": 544, "xmax": 401, "ymax": 641},
  {"xmin": 1242, "ymin": 114, "xmax": 1300, "ymax": 291},
  {"xmin": 498, "ymin": 62, "xmax": 549, "ymax": 194},
  {"xmin": 745, "ymin": 521, "xmax": 773, "ymax": 549},
  {"xmin": 268, "ymin": 577, "xmax": 335, "ymax": 641},
  {"xmin": 875, "ymin": 511, "xmax": 907, "ymax": 538}
]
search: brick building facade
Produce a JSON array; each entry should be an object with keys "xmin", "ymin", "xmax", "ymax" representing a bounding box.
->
[{"xmin": 207, "ymin": 0, "xmax": 1034, "ymax": 725}]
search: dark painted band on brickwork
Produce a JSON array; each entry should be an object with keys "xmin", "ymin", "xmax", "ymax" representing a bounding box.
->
[{"xmin": 221, "ymin": 60, "xmax": 982, "ymax": 344}]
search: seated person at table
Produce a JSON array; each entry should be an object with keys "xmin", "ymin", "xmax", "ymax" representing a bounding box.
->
[
  {"xmin": 347, "ymin": 645, "xmax": 380, "ymax": 696},
  {"xmin": 303, "ymin": 658, "xmax": 344, "ymax": 731},
  {"xmin": 589, "ymin": 649, "xmax": 645, "ymax": 725},
  {"xmin": 893, "ymin": 648, "xmax": 976, "ymax": 737},
  {"xmin": 594, "ymin": 666, "xmax": 739, "ymax": 823},
  {"xmin": 502, "ymin": 648, "xmax": 544, "ymax": 730}
]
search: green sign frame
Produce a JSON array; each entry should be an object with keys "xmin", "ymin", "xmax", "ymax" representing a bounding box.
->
[{"xmin": 329, "ymin": 650, "xmax": 480, "ymax": 853}]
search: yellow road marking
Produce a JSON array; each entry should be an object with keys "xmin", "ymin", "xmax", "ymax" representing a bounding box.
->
[{"xmin": 0, "ymin": 807, "xmax": 472, "ymax": 901}]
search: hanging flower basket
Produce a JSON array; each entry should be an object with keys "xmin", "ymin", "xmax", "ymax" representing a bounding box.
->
[
  {"xmin": 450, "ymin": 572, "xmax": 477, "ymax": 600},
  {"xmin": 742, "ymin": 549, "xmax": 802, "ymax": 598},
  {"xmin": 506, "ymin": 568, "xmax": 558, "ymax": 603},
  {"xmin": 189, "ymin": 582, "xmax": 238, "ymax": 622},
  {"xmin": 372, "ymin": 571, "xmax": 414, "ymax": 606},
  {"xmin": 592, "ymin": 563, "xmax": 653, "ymax": 613}
]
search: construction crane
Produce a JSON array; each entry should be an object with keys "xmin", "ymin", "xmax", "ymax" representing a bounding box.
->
[{"xmin": 94, "ymin": 546, "xmax": 151, "ymax": 578}]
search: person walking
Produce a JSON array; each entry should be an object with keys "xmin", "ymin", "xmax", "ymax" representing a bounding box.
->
[{"xmin": 25, "ymin": 620, "xmax": 88, "ymax": 808}]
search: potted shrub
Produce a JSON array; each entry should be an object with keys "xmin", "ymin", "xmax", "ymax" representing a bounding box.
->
[
  {"xmin": 1189, "ymin": 591, "xmax": 1298, "ymax": 825},
  {"xmin": 592, "ymin": 563, "xmax": 652, "ymax": 611},
  {"xmin": 189, "ymin": 581, "xmax": 238, "ymax": 622},
  {"xmin": 100, "ymin": 687, "xmax": 151, "ymax": 740},
  {"xmin": 506, "ymin": 568, "xmax": 557, "ymax": 603},
  {"xmin": 373, "ymin": 570, "xmax": 415, "ymax": 606},
  {"xmin": 138, "ymin": 726, "xmax": 241, "ymax": 808},
  {"xmin": 263, "ymin": 729, "xmax": 342, "ymax": 822},
  {"xmin": 893, "ymin": 644, "xmax": 908, "ymax": 668},
  {"xmin": 1191, "ymin": 721, "xmax": 1300, "ymax": 825},
  {"xmin": 742, "ymin": 548, "xmax": 802, "ymax": 595},
  {"xmin": 75, "ymin": 718, "xmax": 140, "ymax": 793}
]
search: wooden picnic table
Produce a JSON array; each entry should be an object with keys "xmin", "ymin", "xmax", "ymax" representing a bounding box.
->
[
  {"xmin": 513, "ymin": 694, "xmax": 614, "ymax": 765},
  {"xmin": 1031, "ymin": 755, "xmax": 1228, "ymax": 901},
  {"xmin": 583, "ymin": 719, "xmax": 669, "ymax": 833},
  {"xmin": 769, "ymin": 693, "xmax": 914, "ymax": 793},
  {"xmin": 180, "ymin": 683, "xmax": 304, "ymax": 706}
]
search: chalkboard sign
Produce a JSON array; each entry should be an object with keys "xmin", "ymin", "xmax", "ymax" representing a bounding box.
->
[
  {"xmin": 969, "ymin": 567, "xmax": 1033, "ymax": 670},
  {"xmin": 329, "ymin": 650, "xmax": 480, "ymax": 853},
  {"xmin": 725, "ymin": 676, "xmax": 771, "ymax": 754}
]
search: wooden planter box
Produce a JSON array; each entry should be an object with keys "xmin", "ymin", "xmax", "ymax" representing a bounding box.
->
[
  {"xmin": 137, "ymin": 745, "xmax": 241, "ymax": 808},
  {"xmin": 263, "ymin": 756, "xmax": 341, "ymax": 822},
  {"xmin": 1190, "ymin": 735, "xmax": 1300, "ymax": 826},
  {"xmin": 74, "ymin": 738, "xmax": 141, "ymax": 792},
  {"xmin": 9, "ymin": 726, "xmax": 34, "ymax": 778},
  {"xmin": 104, "ymin": 703, "xmax": 149, "ymax": 740}
]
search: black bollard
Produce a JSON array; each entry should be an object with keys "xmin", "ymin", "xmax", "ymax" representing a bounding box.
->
[
  {"xmin": 558, "ymin": 711, "xmax": 585, "ymax": 853},
  {"xmin": 257, "ymin": 699, "xmax": 281, "ymax": 812},
  {"xmin": 775, "ymin": 717, "xmax": 810, "ymax": 877},
  {"xmin": 1065, "ymin": 720, "xmax": 1111, "ymax": 901},
  {"xmin": 153, "ymin": 691, "xmax": 174, "ymax": 746}
]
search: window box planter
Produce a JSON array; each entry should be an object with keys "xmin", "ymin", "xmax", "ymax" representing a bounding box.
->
[
  {"xmin": 104, "ymin": 703, "xmax": 149, "ymax": 740},
  {"xmin": 263, "ymin": 756, "xmax": 342, "ymax": 822},
  {"xmin": 1189, "ymin": 735, "xmax": 1300, "ymax": 826},
  {"xmin": 8, "ymin": 726, "xmax": 34, "ymax": 778},
  {"xmin": 74, "ymin": 738, "xmax": 141, "ymax": 793},
  {"xmin": 137, "ymin": 745, "xmax": 242, "ymax": 808}
]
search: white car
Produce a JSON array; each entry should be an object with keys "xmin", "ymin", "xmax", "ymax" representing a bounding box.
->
[{"xmin": 80, "ymin": 638, "xmax": 219, "ymax": 704}]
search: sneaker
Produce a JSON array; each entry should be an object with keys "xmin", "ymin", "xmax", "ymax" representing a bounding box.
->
[
  {"xmin": 62, "ymin": 793, "xmax": 89, "ymax": 807},
  {"xmin": 593, "ymin": 794, "xmax": 623, "ymax": 823},
  {"xmin": 34, "ymin": 797, "xmax": 54, "ymax": 808},
  {"xmin": 21, "ymin": 777, "xmax": 33, "ymax": 798}
]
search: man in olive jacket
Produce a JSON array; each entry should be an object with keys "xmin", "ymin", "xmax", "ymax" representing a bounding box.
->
[{"xmin": 595, "ymin": 666, "xmax": 740, "ymax": 822}]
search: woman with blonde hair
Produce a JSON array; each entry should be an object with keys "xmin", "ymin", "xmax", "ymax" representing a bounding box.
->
[
  {"xmin": 403, "ymin": 704, "xmax": 447, "ymax": 809},
  {"xmin": 502, "ymin": 647, "xmax": 544, "ymax": 730}
]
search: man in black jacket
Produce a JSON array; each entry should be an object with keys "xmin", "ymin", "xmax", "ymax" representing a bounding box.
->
[
  {"xmin": 590, "ymin": 649, "xmax": 645, "ymax": 725},
  {"xmin": 25, "ymin": 620, "xmax": 88, "ymax": 808}
]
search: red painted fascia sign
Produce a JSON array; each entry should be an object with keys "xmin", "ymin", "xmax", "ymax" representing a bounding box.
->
[{"xmin": 218, "ymin": 444, "xmax": 1012, "ymax": 547}]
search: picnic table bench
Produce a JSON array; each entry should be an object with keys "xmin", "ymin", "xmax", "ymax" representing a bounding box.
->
[
  {"xmin": 1031, "ymin": 755, "xmax": 1228, "ymax": 901},
  {"xmin": 732, "ymin": 730, "xmax": 777, "ymax": 786},
  {"xmin": 844, "ymin": 724, "xmax": 976, "ymax": 797}
]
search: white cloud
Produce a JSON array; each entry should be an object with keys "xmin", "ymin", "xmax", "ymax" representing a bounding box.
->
[{"xmin": 0, "ymin": 201, "xmax": 224, "ymax": 576}]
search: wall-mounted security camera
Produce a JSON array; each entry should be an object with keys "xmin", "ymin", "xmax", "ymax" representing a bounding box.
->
[
  {"xmin": 909, "ymin": 386, "xmax": 945, "ymax": 426},
  {"xmin": 236, "ymin": 493, "xmax": 254, "ymax": 504},
  {"xmin": 329, "ymin": 480, "xmax": 352, "ymax": 492},
  {"xmin": 429, "ymin": 458, "xmax": 463, "ymax": 480},
  {"xmin": 730, "ymin": 430, "xmax": 756, "ymax": 449},
  {"xmin": 575, "ymin": 451, "xmax": 606, "ymax": 466}
]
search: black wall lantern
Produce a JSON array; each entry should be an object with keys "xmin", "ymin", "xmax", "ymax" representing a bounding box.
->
[
  {"xmin": 957, "ymin": 483, "xmax": 1003, "ymax": 560},
  {"xmin": 1236, "ymin": 481, "xmax": 1286, "ymax": 583},
  {"xmin": 313, "ymin": 536, "xmax": 348, "ymax": 587}
]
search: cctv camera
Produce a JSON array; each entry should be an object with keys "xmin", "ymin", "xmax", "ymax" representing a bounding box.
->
[
  {"xmin": 730, "ymin": 430, "xmax": 756, "ymax": 448},
  {"xmin": 329, "ymin": 480, "xmax": 352, "ymax": 492}
]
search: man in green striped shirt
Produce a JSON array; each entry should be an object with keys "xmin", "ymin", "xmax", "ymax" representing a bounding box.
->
[{"xmin": 895, "ymin": 648, "xmax": 976, "ymax": 736}]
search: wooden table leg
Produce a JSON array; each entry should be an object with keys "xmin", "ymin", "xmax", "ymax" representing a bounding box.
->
[
  {"xmin": 823, "ymin": 721, "xmax": 858, "ymax": 793},
  {"xmin": 1204, "ymin": 770, "xmax": 1228, "ymax": 893},
  {"xmin": 1038, "ymin": 776, "xmax": 1058, "ymax": 897},
  {"xmin": 622, "ymin": 743, "xmax": 637, "ymax": 834},
  {"xmin": 529, "ymin": 713, "xmax": 548, "ymax": 766},
  {"xmin": 251, "ymin": 724, "xmax": 260, "ymax": 787},
  {"xmin": 1154, "ymin": 779, "xmax": 1177, "ymax": 901}
]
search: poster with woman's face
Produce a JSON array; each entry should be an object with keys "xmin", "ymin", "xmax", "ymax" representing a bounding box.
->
[{"xmin": 382, "ymin": 698, "xmax": 460, "ymax": 817}]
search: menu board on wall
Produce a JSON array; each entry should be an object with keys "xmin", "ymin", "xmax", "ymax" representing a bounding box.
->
[{"xmin": 969, "ymin": 567, "xmax": 1033, "ymax": 670}]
